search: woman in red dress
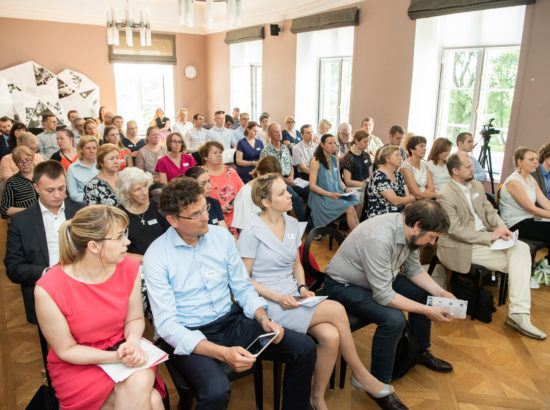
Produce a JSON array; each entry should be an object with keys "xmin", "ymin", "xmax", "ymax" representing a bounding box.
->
[{"xmin": 35, "ymin": 205, "xmax": 165, "ymax": 409}]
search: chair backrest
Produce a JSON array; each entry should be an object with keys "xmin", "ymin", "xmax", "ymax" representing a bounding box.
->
[
  {"xmin": 303, "ymin": 226, "xmax": 346, "ymax": 291},
  {"xmin": 359, "ymin": 187, "xmax": 369, "ymax": 222}
]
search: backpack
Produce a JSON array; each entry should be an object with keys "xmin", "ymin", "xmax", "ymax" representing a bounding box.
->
[
  {"xmin": 450, "ymin": 276, "xmax": 496, "ymax": 323},
  {"xmin": 392, "ymin": 322, "xmax": 419, "ymax": 380}
]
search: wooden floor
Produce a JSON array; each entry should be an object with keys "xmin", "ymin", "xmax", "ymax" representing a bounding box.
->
[{"xmin": 2, "ymin": 217, "xmax": 550, "ymax": 410}]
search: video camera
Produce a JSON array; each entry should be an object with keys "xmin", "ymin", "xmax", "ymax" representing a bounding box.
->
[{"xmin": 480, "ymin": 118, "xmax": 500, "ymax": 146}]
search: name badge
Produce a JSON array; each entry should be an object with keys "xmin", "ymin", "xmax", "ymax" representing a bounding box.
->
[
  {"xmin": 334, "ymin": 168, "xmax": 338, "ymax": 172},
  {"xmin": 472, "ymin": 192, "xmax": 480, "ymax": 199},
  {"xmin": 212, "ymin": 218, "xmax": 218, "ymax": 224},
  {"xmin": 205, "ymin": 271, "xmax": 216, "ymax": 278},
  {"xmin": 147, "ymin": 219, "xmax": 158, "ymax": 225},
  {"xmin": 287, "ymin": 233, "xmax": 295, "ymax": 240},
  {"xmin": 364, "ymin": 159, "xmax": 369, "ymax": 163},
  {"xmin": 183, "ymin": 163, "xmax": 189, "ymax": 167},
  {"xmin": 256, "ymin": 148, "xmax": 261, "ymax": 150}
]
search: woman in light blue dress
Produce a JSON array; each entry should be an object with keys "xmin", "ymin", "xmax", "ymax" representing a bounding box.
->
[
  {"xmin": 238, "ymin": 174, "xmax": 404, "ymax": 410},
  {"xmin": 307, "ymin": 134, "xmax": 360, "ymax": 232}
]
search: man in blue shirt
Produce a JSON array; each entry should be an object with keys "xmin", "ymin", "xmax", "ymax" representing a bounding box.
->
[
  {"xmin": 206, "ymin": 110, "xmax": 238, "ymax": 149},
  {"xmin": 144, "ymin": 177, "xmax": 316, "ymax": 410},
  {"xmin": 457, "ymin": 132, "xmax": 487, "ymax": 183},
  {"xmin": 232, "ymin": 112, "xmax": 249, "ymax": 142}
]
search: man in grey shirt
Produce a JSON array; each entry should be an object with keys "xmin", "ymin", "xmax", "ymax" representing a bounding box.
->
[{"xmin": 324, "ymin": 200, "xmax": 455, "ymax": 383}]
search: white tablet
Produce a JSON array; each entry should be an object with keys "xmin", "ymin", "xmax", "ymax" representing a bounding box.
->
[{"xmin": 245, "ymin": 332, "xmax": 280, "ymax": 357}]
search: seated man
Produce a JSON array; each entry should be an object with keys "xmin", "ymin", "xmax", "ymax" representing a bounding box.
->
[
  {"xmin": 207, "ymin": 110, "xmax": 238, "ymax": 149},
  {"xmin": 375, "ymin": 125, "xmax": 407, "ymax": 163},
  {"xmin": 362, "ymin": 117, "xmax": 383, "ymax": 158},
  {"xmin": 37, "ymin": 114, "xmax": 59, "ymax": 159},
  {"xmin": 437, "ymin": 152, "xmax": 546, "ymax": 340},
  {"xmin": 456, "ymin": 132, "xmax": 487, "ymax": 183},
  {"xmin": 4, "ymin": 160, "xmax": 83, "ymax": 323},
  {"xmin": 324, "ymin": 200, "xmax": 455, "ymax": 384},
  {"xmin": 143, "ymin": 178, "xmax": 316, "ymax": 410},
  {"xmin": 292, "ymin": 124, "xmax": 318, "ymax": 180}
]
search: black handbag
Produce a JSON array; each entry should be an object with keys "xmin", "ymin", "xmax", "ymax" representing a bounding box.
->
[
  {"xmin": 450, "ymin": 276, "xmax": 496, "ymax": 323},
  {"xmin": 392, "ymin": 322, "xmax": 419, "ymax": 380},
  {"xmin": 26, "ymin": 385, "xmax": 58, "ymax": 410}
]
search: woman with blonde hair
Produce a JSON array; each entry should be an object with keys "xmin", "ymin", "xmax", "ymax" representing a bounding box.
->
[
  {"xmin": 84, "ymin": 118, "xmax": 100, "ymax": 142},
  {"xmin": 67, "ymin": 135, "xmax": 99, "ymax": 202},
  {"xmin": 121, "ymin": 120, "xmax": 145, "ymax": 158},
  {"xmin": 35, "ymin": 205, "xmax": 166, "ymax": 409},
  {"xmin": 83, "ymin": 143, "xmax": 120, "ymax": 206},
  {"xmin": 282, "ymin": 115, "xmax": 302, "ymax": 149},
  {"xmin": 135, "ymin": 126, "xmax": 167, "ymax": 184},
  {"xmin": 0, "ymin": 131, "xmax": 43, "ymax": 184},
  {"xmin": 149, "ymin": 108, "xmax": 171, "ymax": 140}
]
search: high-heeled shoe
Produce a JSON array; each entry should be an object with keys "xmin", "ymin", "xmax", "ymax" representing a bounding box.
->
[{"xmin": 350, "ymin": 375, "xmax": 409, "ymax": 410}]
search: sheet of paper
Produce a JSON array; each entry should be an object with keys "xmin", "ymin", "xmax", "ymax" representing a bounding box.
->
[
  {"xmin": 534, "ymin": 218, "xmax": 550, "ymax": 222},
  {"xmin": 296, "ymin": 295, "xmax": 328, "ymax": 307},
  {"xmin": 293, "ymin": 178, "xmax": 310, "ymax": 188},
  {"xmin": 98, "ymin": 338, "xmax": 169, "ymax": 383},
  {"xmin": 490, "ymin": 230, "xmax": 518, "ymax": 250},
  {"xmin": 427, "ymin": 296, "xmax": 468, "ymax": 319},
  {"xmin": 340, "ymin": 192, "xmax": 354, "ymax": 197},
  {"xmin": 222, "ymin": 148, "xmax": 236, "ymax": 164}
]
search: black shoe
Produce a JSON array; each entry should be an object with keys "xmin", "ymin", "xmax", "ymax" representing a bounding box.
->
[
  {"xmin": 368, "ymin": 392, "xmax": 409, "ymax": 410},
  {"xmin": 417, "ymin": 350, "xmax": 453, "ymax": 373}
]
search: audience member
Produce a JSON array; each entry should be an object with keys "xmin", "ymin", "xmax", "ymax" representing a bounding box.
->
[
  {"xmin": 233, "ymin": 112, "xmax": 250, "ymax": 142},
  {"xmin": 173, "ymin": 107, "xmax": 193, "ymax": 137},
  {"xmin": 97, "ymin": 105, "xmax": 106, "ymax": 124},
  {"xmin": 375, "ymin": 125, "xmax": 407, "ymax": 162},
  {"xmin": 35, "ymin": 205, "xmax": 166, "ymax": 409},
  {"xmin": 84, "ymin": 118, "xmax": 99, "ymax": 142},
  {"xmin": 292, "ymin": 124, "xmax": 318, "ymax": 180},
  {"xmin": 8, "ymin": 121, "xmax": 28, "ymax": 150},
  {"xmin": 236, "ymin": 121, "xmax": 264, "ymax": 183},
  {"xmin": 0, "ymin": 116, "xmax": 13, "ymax": 158},
  {"xmin": 103, "ymin": 125, "xmax": 132, "ymax": 169},
  {"xmin": 206, "ymin": 110, "xmax": 238, "ymax": 149},
  {"xmin": 66, "ymin": 135, "xmax": 99, "ymax": 202},
  {"xmin": 200, "ymin": 141, "xmax": 243, "ymax": 228},
  {"xmin": 456, "ymin": 132, "xmax": 487, "ymax": 183},
  {"xmin": 282, "ymin": 116, "xmax": 302, "ymax": 149},
  {"xmin": 426, "ymin": 138, "xmax": 452, "ymax": 193},
  {"xmin": 257, "ymin": 112, "xmax": 270, "ymax": 145},
  {"xmin": 342, "ymin": 129, "xmax": 371, "ymax": 188},
  {"xmin": 232, "ymin": 156, "xmax": 281, "ymax": 231},
  {"xmin": 261, "ymin": 123, "xmax": 307, "ymax": 222},
  {"xmin": 308, "ymin": 134, "xmax": 360, "ymax": 231},
  {"xmin": 184, "ymin": 113, "xmax": 207, "ymax": 154},
  {"xmin": 121, "ymin": 120, "xmax": 145, "ymax": 157},
  {"xmin": 112, "ymin": 115, "xmax": 125, "ymax": 136},
  {"xmin": 401, "ymin": 136, "xmax": 436, "ymax": 200},
  {"xmin": 325, "ymin": 200, "xmax": 455, "ymax": 384},
  {"xmin": 239, "ymin": 173, "xmax": 406, "ymax": 410},
  {"xmin": 72, "ymin": 117, "xmax": 84, "ymax": 144},
  {"xmin": 532, "ymin": 142, "xmax": 550, "ymax": 200},
  {"xmin": 97, "ymin": 110, "xmax": 113, "ymax": 140},
  {"xmin": 83, "ymin": 143, "xmax": 120, "ymax": 206},
  {"xmin": 4, "ymin": 160, "xmax": 83, "ymax": 324},
  {"xmin": 155, "ymin": 132, "xmax": 196, "ymax": 184},
  {"xmin": 224, "ymin": 115, "xmax": 235, "ymax": 129},
  {"xmin": 362, "ymin": 117, "xmax": 383, "ymax": 157},
  {"xmin": 143, "ymin": 177, "xmax": 315, "ymax": 410},
  {"xmin": 66, "ymin": 110, "xmax": 79, "ymax": 129},
  {"xmin": 336, "ymin": 122, "xmax": 352, "ymax": 161},
  {"xmin": 437, "ymin": 152, "xmax": 545, "ymax": 340},
  {"xmin": 50, "ymin": 128, "xmax": 78, "ymax": 171},
  {"xmin": 366, "ymin": 146, "xmax": 415, "ymax": 219},
  {"xmin": 135, "ymin": 126, "xmax": 167, "ymax": 184},
  {"xmin": 401, "ymin": 132, "xmax": 415, "ymax": 155},
  {"xmin": 150, "ymin": 107, "xmax": 171, "ymax": 137},
  {"xmin": 117, "ymin": 167, "xmax": 170, "ymax": 262},
  {"xmin": 231, "ymin": 106, "xmax": 240, "ymax": 129},
  {"xmin": 0, "ymin": 146, "xmax": 38, "ymax": 218},
  {"xmin": 37, "ymin": 114, "xmax": 59, "ymax": 159},
  {"xmin": 499, "ymin": 147, "xmax": 550, "ymax": 243},
  {"xmin": 184, "ymin": 166, "xmax": 227, "ymax": 229},
  {"xmin": 0, "ymin": 132, "xmax": 43, "ymax": 184}
]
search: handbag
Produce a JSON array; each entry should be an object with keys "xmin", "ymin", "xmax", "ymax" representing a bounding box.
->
[
  {"xmin": 392, "ymin": 322, "xmax": 419, "ymax": 380},
  {"xmin": 25, "ymin": 385, "xmax": 59, "ymax": 410},
  {"xmin": 450, "ymin": 276, "xmax": 496, "ymax": 323}
]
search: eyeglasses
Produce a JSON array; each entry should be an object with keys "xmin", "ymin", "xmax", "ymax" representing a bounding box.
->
[
  {"xmin": 171, "ymin": 140, "xmax": 183, "ymax": 145},
  {"xmin": 174, "ymin": 204, "xmax": 211, "ymax": 221},
  {"xmin": 16, "ymin": 157, "xmax": 33, "ymax": 165},
  {"xmin": 101, "ymin": 229, "xmax": 129, "ymax": 242}
]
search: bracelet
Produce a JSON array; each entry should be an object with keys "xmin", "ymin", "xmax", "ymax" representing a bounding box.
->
[{"xmin": 298, "ymin": 284, "xmax": 308, "ymax": 292}]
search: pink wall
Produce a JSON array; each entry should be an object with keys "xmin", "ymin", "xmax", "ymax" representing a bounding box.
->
[{"xmin": 205, "ymin": 32, "xmax": 230, "ymax": 124}]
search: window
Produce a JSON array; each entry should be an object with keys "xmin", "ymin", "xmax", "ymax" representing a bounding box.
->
[
  {"xmin": 113, "ymin": 63, "xmax": 175, "ymax": 135},
  {"xmin": 318, "ymin": 57, "xmax": 352, "ymax": 135},
  {"xmin": 230, "ymin": 41, "xmax": 262, "ymax": 121}
]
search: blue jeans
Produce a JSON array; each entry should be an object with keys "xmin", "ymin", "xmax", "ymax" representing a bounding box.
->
[
  {"xmin": 324, "ymin": 274, "xmax": 431, "ymax": 383},
  {"xmin": 286, "ymin": 185, "xmax": 308, "ymax": 222}
]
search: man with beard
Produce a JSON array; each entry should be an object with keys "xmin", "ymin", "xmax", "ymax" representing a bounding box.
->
[
  {"xmin": 324, "ymin": 200, "xmax": 455, "ymax": 384},
  {"xmin": 437, "ymin": 152, "xmax": 545, "ymax": 340}
]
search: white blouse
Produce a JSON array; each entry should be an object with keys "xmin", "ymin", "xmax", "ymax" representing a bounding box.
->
[
  {"xmin": 499, "ymin": 171, "xmax": 536, "ymax": 228},
  {"xmin": 427, "ymin": 160, "xmax": 450, "ymax": 192},
  {"xmin": 401, "ymin": 159, "xmax": 428, "ymax": 192}
]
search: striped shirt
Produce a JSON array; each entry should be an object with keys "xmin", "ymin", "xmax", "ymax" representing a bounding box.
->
[{"xmin": 0, "ymin": 173, "xmax": 38, "ymax": 218}]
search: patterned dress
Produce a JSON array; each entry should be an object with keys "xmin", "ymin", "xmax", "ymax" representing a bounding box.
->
[
  {"xmin": 366, "ymin": 169, "xmax": 407, "ymax": 218},
  {"xmin": 208, "ymin": 165, "xmax": 244, "ymax": 227},
  {"xmin": 83, "ymin": 176, "xmax": 118, "ymax": 206}
]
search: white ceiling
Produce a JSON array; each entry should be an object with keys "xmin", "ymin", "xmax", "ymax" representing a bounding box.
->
[{"xmin": 0, "ymin": 0, "xmax": 360, "ymax": 34}]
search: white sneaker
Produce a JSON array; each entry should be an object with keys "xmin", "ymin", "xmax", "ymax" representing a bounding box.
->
[
  {"xmin": 505, "ymin": 313, "xmax": 547, "ymax": 340},
  {"xmin": 531, "ymin": 276, "xmax": 540, "ymax": 289}
]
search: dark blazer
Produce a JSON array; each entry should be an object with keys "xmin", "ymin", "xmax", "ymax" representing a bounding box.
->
[
  {"xmin": 0, "ymin": 135, "xmax": 11, "ymax": 160},
  {"xmin": 4, "ymin": 198, "xmax": 83, "ymax": 324},
  {"xmin": 531, "ymin": 165, "xmax": 548, "ymax": 203}
]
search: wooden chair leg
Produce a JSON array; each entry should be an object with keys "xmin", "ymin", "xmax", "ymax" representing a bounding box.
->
[
  {"xmin": 339, "ymin": 357, "xmax": 347, "ymax": 389},
  {"xmin": 329, "ymin": 366, "xmax": 336, "ymax": 391},
  {"xmin": 254, "ymin": 361, "xmax": 263, "ymax": 410},
  {"xmin": 471, "ymin": 271, "xmax": 482, "ymax": 321}
]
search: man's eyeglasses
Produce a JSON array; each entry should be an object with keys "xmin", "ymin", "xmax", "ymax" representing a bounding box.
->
[
  {"xmin": 174, "ymin": 204, "xmax": 211, "ymax": 221},
  {"xmin": 101, "ymin": 229, "xmax": 129, "ymax": 242}
]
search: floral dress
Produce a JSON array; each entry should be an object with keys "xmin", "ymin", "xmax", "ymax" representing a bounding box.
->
[
  {"xmin": 208, "ymin": 165, "xmax": 244, "ymax": 227},
  {"xmin": 366, "ymin": 169, "xmax": 407, "ymax": 219},
  {"xmin": 83, "ymin": 176, "xmax": 119, "ymax": 206}
]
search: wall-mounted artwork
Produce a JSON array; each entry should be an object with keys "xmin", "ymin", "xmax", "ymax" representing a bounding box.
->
[{"xmin": 0, "ymin": 61, "xmax": 100, "ymax": 127}]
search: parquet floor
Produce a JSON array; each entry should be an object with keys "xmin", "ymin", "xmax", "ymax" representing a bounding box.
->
[{"xmin": 1, "ymin": 217, "xmax": 550, "ymax": 409}]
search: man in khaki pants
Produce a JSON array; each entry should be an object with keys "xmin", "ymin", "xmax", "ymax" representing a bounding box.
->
[{"xmin": 437, "ymin": 152, "xmax": 546, "ymax": 340}]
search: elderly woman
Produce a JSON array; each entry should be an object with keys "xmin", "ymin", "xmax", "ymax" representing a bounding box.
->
[
  {"xmin": 155, "ymin": 132, "xmax": 196, "ymax": 184},
  {"xmin": 0, "ymin": 146, "xmax": 38, "ymax": 218},
  {"xmin": 200, "ymin": 140, "xmax": 244, "ymax": 228},
  {"xmin": 83, "ymin": 143, "xmax": 120, "ymax": 206},
  {"xmin": 400, "ymin": 136, "xmax": 436, "ymax": 200},
  {"xmin": 426, "ymin": 137, "xmax": 453, "ymax": 193},
  {"xmin": 84, "ymin": 118, "xmax": 100, "ymax": 142},
  {"xmin": 135, "ymin": 126, "xmax": 167, "ymax": 184},
  {"xmin": 67, "ymin": 136, "xmax": 99, "ymax": 202},
  {"xmin": 0, "ymin": 132, "xmax": 43, "ymax": 184},
  {"xmin": 184, "ymin": 167, "xmax": 227, "ymax": 229},
  {"xmin": 282, "ymin": 115, "xmax": 302, "ymax": 149},
  {"xmin": 367, "ymin": 145, "xmax": 415, "ymax": 219},
  {"xmin": 121, "ymin": 120, "xmax": 145, "ymax": 157},
  {"xmin": 103, "ymin": 125, "xmax": 132, "ymax": 169},
  {"xmin": 236, "ymin": 121, "xmax": 264, "ymax": 183},
  {"xmin": 117, "ymin": 167, "xmax": 170, "ymax": 262},
  {"xmin": 50, "ymin": 128, "xmax": 78, "ymax": 171},
  {"xmin": 8, "ymin": 121, "xmax": 28, "ymax": 150}
]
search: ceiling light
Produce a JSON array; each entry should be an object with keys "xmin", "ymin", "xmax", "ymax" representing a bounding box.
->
[{"xmin": 106, "ymin": 0, "xmax": 151, "ymax": 47}]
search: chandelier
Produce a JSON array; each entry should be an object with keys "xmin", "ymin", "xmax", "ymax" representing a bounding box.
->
[
  {"xmin": 178, "ymin": 0, "xmax": 243, "ymax": 29},
  {"xmin": 106, "ymin": 0, "xmax": 151, "ymax": 47}
]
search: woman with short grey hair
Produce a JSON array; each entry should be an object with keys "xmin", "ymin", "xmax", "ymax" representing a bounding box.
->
[{"xmin": 116, "ymin": 167, "xmax": 170, "ymax": 262}]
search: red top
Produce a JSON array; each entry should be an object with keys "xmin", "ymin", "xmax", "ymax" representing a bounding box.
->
[
  {"xmin": 36, "ymin": 257, "xmax": 165, "ymax": 409},
  {"xmin": 154, "ymin": 152, "xmax": 197, "ymax": 181}
]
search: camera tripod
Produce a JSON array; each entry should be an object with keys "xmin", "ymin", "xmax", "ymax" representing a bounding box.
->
[{"xmin": 478, "ymin": 140, "xmax": 495, "ymax": 195}]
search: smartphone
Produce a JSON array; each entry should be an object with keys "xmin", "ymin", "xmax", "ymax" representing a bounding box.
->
[{"xmin": 246, "ymin": 332, "xmax": 280, "ymax": 357}]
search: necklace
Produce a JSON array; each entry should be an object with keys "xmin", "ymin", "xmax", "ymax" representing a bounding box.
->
[{"xmin": 138, "ymin": 211, "xmax": 146, "ymax": 225}]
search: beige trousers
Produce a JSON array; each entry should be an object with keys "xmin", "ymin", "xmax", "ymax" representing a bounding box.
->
[{"xmin": 471, "ymin": 240, "xmax": 531, "ymax": 315}]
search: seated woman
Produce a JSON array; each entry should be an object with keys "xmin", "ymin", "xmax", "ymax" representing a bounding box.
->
[
  {"xmin": 50, "ymin": 128, "xmax": 78, "ymax": 171},
  {"xmin": 499, "ymin": 147, "xmax": 550, "ymax": 244},
  {"xmin": 235, "ymin": 121, "xmax": 264, "ymax": 183},
  {"xmin": 184, "ymin": 167, "xmax": 227, "ymax": 229},
  {"xmin": 67, "ymin": 136, "xmax": 99, "ymax": 202},
  {"xmin": 316, "ymin": 119, "xmax": 331, "ymax": 143},
  {"xmin": 83, "ymin": 143, "xmax": 120, "ymax": 206},
  {"xmin": 532, "ymin": 142, "xmax": 550, "ymax": 200},
  {"xmin": 400, "ymin": 136, "xmax": 436, "ymax": 200},
  {"xmin": 308, "ymin": 134, "xmax": 360, "ymax": 232},
  {"xmin": 199, "ymin": 141, "xmax": 244, "ymax": 228},
  {"xmin": 84, "ymin": 118, "xmax": 100, "ymax": 142},
  {"xmin": 257, "ymin": 113, "xmax": 270, "ymax": 145},
  {"xmin": 232, "ymin": 155, "xmax": 281, "ymax": 231},
  {"xmin": 103, "ymin": 126, "xmax": 132, "ymax": 169},
  {"xmin": 238, "ymin": 174, "xmax": 406, "ymax": 410},
  {"xmin": 7, "ymin": 121, "xmax": 28, "ymax": 150},
  {"xmin": 150, "ymin": 108, "xmax": 170, "ymax": 140},
  {"xmin": 34, "ymin": 205, "xmax": 165, "ymax": 410},
  {"xmin": 0, "ymin": 146, "xmax": 38, "ymax": 218},
  {"xmin": 121, "ymin": 120, "xmax": 145, "ymax": 160},
  {"xmin": 426, "ymin": 137, "xmax": 452, "ymax": 193},
  {"xmin": 0, "ymin": 132, "xmax": 43, "ymax": 184},
  {"xmin": 117, "ymin": 167, "xmax": 170, "ymax": 262},
  {"xmin": 282, "ymin": 115, "xmax": 302, "ymax": 149},
  {"xmin": 155, "ymin": 132, "xmax": 196, "ymax": 184},
  {"xmin": 367, "ymin": 145, "xmax": 415, "ymax": 219},
  {"xmin": 135, "ymin": 126, "xmax": 167, "ymax": 184}
]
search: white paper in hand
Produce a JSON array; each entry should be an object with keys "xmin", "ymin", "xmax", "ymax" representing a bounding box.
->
[
  {"xmin": 293, "ymin": 178, "xmax": 310, "ymax": 188},
  {"xmin": 295, "ymin": 295, "xmax": 328, "ymax": 307},
  {"xmin": 490, "ymin": 230, "xmax": 518, "ymax": 250},
  {"xmin": 427, "ymin": 296, "xmax": 468, "ymax": 319}
]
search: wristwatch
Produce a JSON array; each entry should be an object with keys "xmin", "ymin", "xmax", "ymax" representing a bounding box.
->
[
  {"xmin": 298, "ymin": 284, "xmax": 308, "ymax": 292},
  {"xmin": 258, "ymin": 314, "xmax": 272, "ymax": 324}
]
